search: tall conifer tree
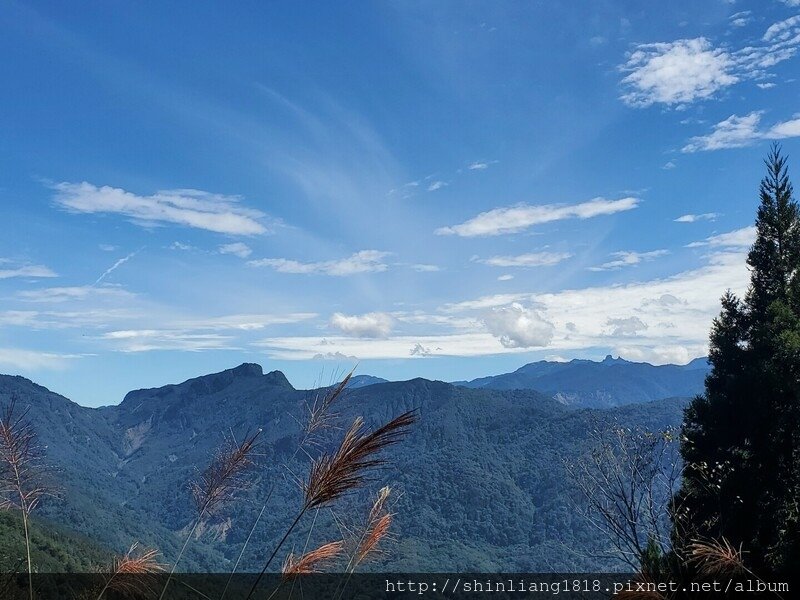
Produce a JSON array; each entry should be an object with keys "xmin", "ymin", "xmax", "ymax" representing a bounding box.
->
[{"xmin": 675, "ymin": 144, "xmax": 800, "ymax": 573}]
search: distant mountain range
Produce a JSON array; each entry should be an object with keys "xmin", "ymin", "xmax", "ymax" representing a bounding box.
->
[
  {"xmin": 0, "ymin": 359, "xmax": 699, "ymax": 572},
  {"xmin": 452, "ymin": 355, "xmax": 710, "ymax": 408}
]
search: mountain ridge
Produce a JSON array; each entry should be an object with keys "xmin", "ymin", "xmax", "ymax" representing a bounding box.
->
[{"xmin": 0, "ymin": 362, "xmax": 691, "ymax": 572}]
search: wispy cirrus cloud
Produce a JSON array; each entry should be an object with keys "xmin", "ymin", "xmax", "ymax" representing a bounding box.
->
[
  {"xmin": 476, "ymin": 251, "xmax": 573, "ymax": 268},
  {"xmin": 248, "ymin": 250, "xmax": 390, "ymax": 276},
  {"xmin": 98, "ymin": 329, "xmax": 234, "ymax": 352},
  {"xmin": 675, "ymin": 213, "xmax": 719, "ymax": 223},
  {"xmin": 620, "ymin": 16, "xmax": 800, "ymax": 107},
  {"xmin": 682, "ymin": 111, "xmax": 800, "ymax": 152},
  {"xmin": 589, "ymin": 249, "xmax": 669, "ymax": 272},
  {"xmin": 52, "ymin": 182, "xmax": 269, "ymax": 235},
  {"xmin": 18, "ymin": 285, "xmax": 135, "ymax": 303},
  {"xmin": 435, "ymin": 197, "xmax": 639, "ymax": 237},
  {"xmin": 0, "ymin": 261, "xmax": 57, "ymax": 279},
  {"xmin": 0, "ymin": 347, "xmax": 81, "ymax": 370}
]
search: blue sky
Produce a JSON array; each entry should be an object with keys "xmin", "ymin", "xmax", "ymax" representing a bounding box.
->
[{"xmin": 2, "ymin": 1, "xmax": 800, "ymax": 406}]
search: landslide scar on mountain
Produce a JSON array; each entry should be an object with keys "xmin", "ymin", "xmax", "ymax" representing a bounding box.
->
[{"xmin": 123, "ymin": 416, "xmax": 153, "ymax": 456}]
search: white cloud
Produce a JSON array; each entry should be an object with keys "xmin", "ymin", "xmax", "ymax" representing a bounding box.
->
[
  {"xmin": 620, "ymin": 20, "xmax": 800, "ymax": 108},
  {"xmin": 329, "ymin": 312, "xmax": 394, "ymax": 338},
  {"xmin": 674, "ymin": 213, "xmax": 719, "ymax": 222},
  {"xmin": 589, "ymin": 249, "xmax": 669, "ymax": 271},
  {"xmin": 687, "ymin": 226, "xmax": 756, "ymax": 248},
  {"xmin": 683, "ymin": 112, "xmax": 800, "ymax": 152},
  {"xmin": 662, "ymin": 160, "xmax": 677, "ymax": 170},
  {"xmin": 98, "ymin": 244, "xmax": 117, "ymax": 252},
  {"xmin": 410, "ymin": 263, "xmax": 441, "ymax": 272},
  {"xmin": 779, "ymin": 0, "xmax": 800, "ymax": 6},
  {"xmin": 682, "ymin": 112, "xmax": 763, "ymax": 151},
  {"xmin": 218, "ymin": 242, "xmax": 252, "ymax": 258},
  {"xmin": 409, "ymin": 343, "xmax": 433, "ymax": 357},
  {"xmin": 0, "ymin": 263, "xmax": 57, "ymax": 279},
  {"xmin": 18, "ymin": 285, "xmax": 135, "ymax": 303},
  {"xmin": 764, "ymin": 15, "xmax": 800, "ymax": 42},
  {"xmin": 248, "ymin": 250, "xmax": 390, "ymax": 276},
  {"xmin": 436, "ymin": 197, "xmax": 639, "ymax": 237},
  {"xmin": 0, "ymin": 347, "xmax": 79, "ymax": 371},
  {"xmin": 99, "ymin": 329, "xmax": 234, "ymax": 352},
  {"xmin": 258, "ymin": 333, "xmax": 528, "ymax": 360},
  {"xmin": 427, "ymin": 180, "xmax": 448, "ymax": 191},
  {"xmin": 439, "ymin": 247, "xmax": 752, "ymax": 364},
  {"xmin": 498, "ymin": 274, "xmax": 514, "ymax": 281},
  {"xmin": 767, "ymin": 114, "xmax": 800, "ymax": 137},
  {"xmin": 607, "ymin": 316, "xmax": 648, "ymax": 336},
  {"xmin": 478, "ymin": 252, "xmax": 573, "ymax": 268},
  {"xmin": 95, "ymin": 250, "xmax": 139, "ymax": 285},
  {"xmin": 52, "ymin": 182, "xmax": 268, "ymax": 235},
  {"xmin": 482, "ymin": 303, "xmax": 555, "ymax": 348},
  {"xmin": 757, "ymin": 82, "xmax": 777, "ymax": 89},
  {"xmin": 170, "ymin": 241, "xmax": 195, "ymax": 251},
  {"xmin": 620, "ymin": 38, "xmax": 737, "ymax": 106}
]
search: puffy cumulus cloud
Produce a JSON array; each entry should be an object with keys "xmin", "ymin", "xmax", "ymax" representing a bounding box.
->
[
  {"xmin": 589, "ymin": 250, "xmax": 668, "ymax": 271},
  {"xmin": 607, "ymin": 316, "xmax": 648, "ymax": 336},
  {"xmin": 442, "ymin": 246, "xmax": 752, "ymax": 364},
  {"xmin": 436, "ymin": 197, "xmax": 639, "ymax": 237},
  {"xmin": 620, "ymin": 38, "xmax": 737, "ymax": 106},
  {"xmin": 478, "ymin": 252, "xmax": 573, "ymax": 268},
  {"xmin": 249, "ymin": 250, "xmax": 390, "ymax": 276},
  {"xmin": 409, "ymin": 343, "xmax": 433, "ymax": 357},
  {"xmin": 482, "ymin": 303, "xmax": 555, "ymax": 348},
  {"xmin": 52, "ymin": 183, "xmax": 269, "ymax": 235},
  {"xmin": 620, "ymin": 18, "xmax": 800, "ymax": 108},
  {"xmin": 329, "ymin": 312, "xmax": 394, "ymax": 338},
  {"xmin": 218, "ymin": 242, "xmax": 252, "ymax": 258}
]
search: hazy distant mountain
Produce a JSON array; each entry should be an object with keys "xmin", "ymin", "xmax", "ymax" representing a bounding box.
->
[
  {"xmin": 0, "ymin": 363, "xmax": 688, "ymax": 572},
  {"xmin": 347, "ymin": 374, "xmax": 389, "ymax": 388},
  {"xmin": 455, "ymin": 355, "xmax": 710, "ymax": 408}
]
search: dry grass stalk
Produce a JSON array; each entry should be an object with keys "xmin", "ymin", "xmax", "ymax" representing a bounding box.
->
[
  {"xmin": 282, "ymin": 541, "xmax": 344, "ymax": 579},
  {"xmin": 351, "ymin": 486, "xmax": 393, "ymax": 569},
  {"xmin": 191, "ymin": 429, "xmax": 262, "ymax": 516},
  {"xmin": 245, "ymin": 410, "xmax": 417, "ymax": 600},
  {"xmin": 304, "ymin": 370, "xmax": 353, "ymax": 440},
  {"xmin": 354, "ymin": 513, "xmax": 392, "ymax": 567},
  {"xmin": 0, "ymin": 398, "xmax": 48, "ymax": 600},
  {"xmin": 687, "ymin": 537, "xmax": 746, "ymax": 576},
  {"xmin": 159, "ymin": 429, "xmax": 261, "ymax": 600},
  {"xmin": 304, "ymin": 411, "xmax": 416, "ymax": 510},
  {"xmin": 97, "ymin": 542, "xmax": 165, "ymax": 599}
]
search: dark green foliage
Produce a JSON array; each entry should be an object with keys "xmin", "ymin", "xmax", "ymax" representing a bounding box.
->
[
  {"xmin": 0, "ymin": 510, "xmax": 110, "ymax": 572},
  {"xmin": 676, "ymin": 144, "xmax": 800, "ymax": 573}
]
